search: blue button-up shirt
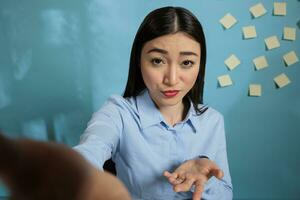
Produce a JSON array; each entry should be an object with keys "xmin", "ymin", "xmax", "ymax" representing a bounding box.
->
[{"xmin": 74, "ymin": 89, "xmax": 233, "ymax": 200}]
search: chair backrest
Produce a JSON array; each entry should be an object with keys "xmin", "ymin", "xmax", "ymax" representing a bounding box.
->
[{"xmin": 103, "ymin": 159, "xmax": 116, "ymax": 175}]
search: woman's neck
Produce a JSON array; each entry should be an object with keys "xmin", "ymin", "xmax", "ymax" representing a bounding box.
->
[{"xmin": 159, "ymin": 101, "xmax": 186, "ymax": 127}]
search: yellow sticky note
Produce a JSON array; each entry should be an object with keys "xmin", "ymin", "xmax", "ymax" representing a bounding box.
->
[
  {"xmin": 249, "ymin": 84, "xmax": 262, "ymax": 96},
  {"xmin": 243, "ymin": 26, "xmax": 257, "ymax": 39},
  {"xmin": 283, "ymin": 51, "xmax": 299, "ymax": 66},
  {"xmin": 250, "ymin": 3, "xmax": 267, "ymax": 18},
  {"xmin": 274, "ymin": 73, "xmax": 291, "ymax": 88},
  {"xmin": 264, "ymin": 36, "xmax": 280, "ymax": 50},
  {"xmin": 253, "ymin": 56, "xmax": 268, "ymax": 70},
  {"xmin": 224, "ymin": 54, "xmax": 241, "ymax": 70},
  {"xmin": 283, "ymin": 27, "xmax": 296, "ymax": 41},
  {"xmin": 274, "ymin": 2, "xmax": 286, "ymax": 16},
  {"xmin": 218, "ymin": 74, "xmax": 233, "ymax": 87},
  {"xmin": 219, "ymin": 13, "xmax": 238, "ymax": 29}
]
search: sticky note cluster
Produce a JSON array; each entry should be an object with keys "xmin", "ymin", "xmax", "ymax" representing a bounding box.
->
[{"xmin": 218, "ymin": 1, "xmax": 298, "ymax": 95}]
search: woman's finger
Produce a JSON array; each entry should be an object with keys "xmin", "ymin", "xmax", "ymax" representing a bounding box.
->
[
  {"xmin": 163, "ymin": 171, "xmax": 172, "ymax": 178},
  {"xmin": 173, "ymin": 174, "xmax": 195, "ymax": 192},
  {"xmin": 210, "ymin": 168, "xmax": 224, "ymax": 180},
  {"xmin": 163, "ymin": 171, "xmax": 180, "ymax": 185},
  {"xmin": 192, "ymin": 180, "xmax": 205, "ymax": 200}
]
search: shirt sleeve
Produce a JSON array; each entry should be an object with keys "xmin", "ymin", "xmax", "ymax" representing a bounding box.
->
[
  {"xmin": 73, "ymin": 97, "xmax": 123, "ymax": 171},
  {"xmin": 202, "ymin": 114, "xmax": 233, "ymax": 200}
]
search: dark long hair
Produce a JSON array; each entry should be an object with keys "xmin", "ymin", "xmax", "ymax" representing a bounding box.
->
[{"xmin": 123, "ymin": 6, "xmax": 207, "ymax": 114}]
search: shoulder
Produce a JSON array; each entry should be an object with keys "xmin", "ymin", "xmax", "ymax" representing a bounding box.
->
[
  {"xmin": 191, "ymin": 105, "xmax": 226, "ymax": 139},
  {"xmin": 87, "ymin": 94, "xmax": 138, "ymax": 128},
  {"xmin": 194, "ymin": 105, "xmax": 224, "ymax": 125},
  {"xmin": 95, "ymin": 94, "xmax": 138, "ymax": 117}
]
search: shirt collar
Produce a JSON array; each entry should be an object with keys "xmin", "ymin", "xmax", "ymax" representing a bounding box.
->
[
  {"xmin": 136, "ymin": 89, "xmax": 164, "ymax": 129},
  {"xmin": 136, "ymin": 89, "xmax": 198, "ymax": 133},
  {"xmin": 182, "ymin": 98, "xmax": 198, "ymax": 134}
]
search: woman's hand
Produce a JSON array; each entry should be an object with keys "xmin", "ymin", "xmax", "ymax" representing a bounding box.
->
[
  {"xmin": 0, "ymin": 133, "xmax": 131, "ymax": 200},
  {"xmin": 163, "ymin": 158, "xmax": 223, "ymax": 200}
]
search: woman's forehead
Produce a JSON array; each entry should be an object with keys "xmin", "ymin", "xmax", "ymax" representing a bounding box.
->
[{"xmin": 142, "ymin": 32, "xmax": 201, "ymax": 55}]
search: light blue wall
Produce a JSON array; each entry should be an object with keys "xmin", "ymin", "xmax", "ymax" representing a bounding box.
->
[{"xmin": 0, "ymin": 0, "xmax": 299, "ymax": 199}]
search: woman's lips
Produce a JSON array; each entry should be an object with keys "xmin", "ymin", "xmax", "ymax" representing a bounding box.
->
[{"xmin": 162, "ymin": 90, "xmax": 179, "ymax": 98}]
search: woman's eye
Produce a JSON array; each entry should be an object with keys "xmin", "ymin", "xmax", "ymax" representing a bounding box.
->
[
  {"xmin": 181, "ymin": 60, "xmax": 194, "ymax": 68},
  {"xmin": 151, "ymin": 58, "xmax": 164, "ymax": 65}
]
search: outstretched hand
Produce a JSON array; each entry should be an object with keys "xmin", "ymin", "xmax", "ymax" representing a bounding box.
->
[
  {"xmin": 163, "ymin": 158, "xmax": 223, "ymax": 200},
  {"xmin": 0, "ymin": 133, "xmax": 131, "ymax": 200}
]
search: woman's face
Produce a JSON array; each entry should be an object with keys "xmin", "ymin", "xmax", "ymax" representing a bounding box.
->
[{"xmin": 140, "ymin": 32, "xmax": 201, "ymax": 110}]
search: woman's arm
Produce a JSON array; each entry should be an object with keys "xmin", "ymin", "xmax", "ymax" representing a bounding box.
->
[
  {"xmin": 73, "ymin": 97, "xmax": 124, "ymax": 171},
  {"xmin": 196, "ymin": 115, "xmax": 233, "ymax": 199}
]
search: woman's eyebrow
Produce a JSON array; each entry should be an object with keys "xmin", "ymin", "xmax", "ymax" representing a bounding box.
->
[
  {"xmin": 147, "ymin": 47, "xmax": 198, "ymax": 57},
  {"xmin": 147, "ymin": 48, "xmax": 168, "ymax": 54},
  {"xmin": 180, "ymin": 51, "xmax": 199, "ymax": 57}
]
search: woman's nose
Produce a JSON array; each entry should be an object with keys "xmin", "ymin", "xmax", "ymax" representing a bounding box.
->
[{"xmin": 163, "ymin": 65, "xmax": 179, "ymax": 86}]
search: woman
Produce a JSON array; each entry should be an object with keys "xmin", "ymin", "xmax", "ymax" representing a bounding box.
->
[{"xmin": 74, "ymin": 6, "xmax": 233, "ymax": 200}]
